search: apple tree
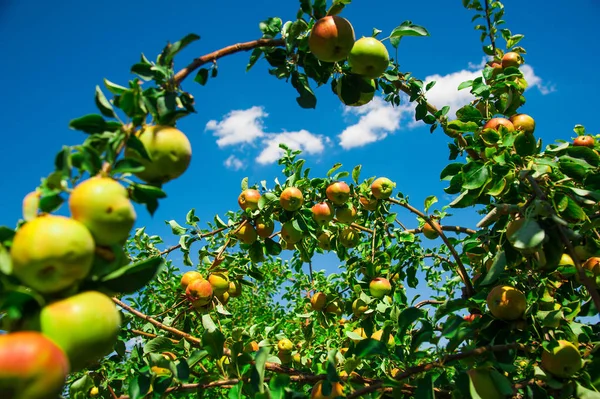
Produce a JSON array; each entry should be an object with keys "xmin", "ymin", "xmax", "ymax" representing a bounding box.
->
[{"xmin": 0, "ymin": 0, "xmax": 599, "ymax": 398}]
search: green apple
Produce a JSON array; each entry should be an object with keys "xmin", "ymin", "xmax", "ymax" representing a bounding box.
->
[
  {"xmin": 352, "ymin": 298, "xmax": 368, "ymax": 317},
  {"xmin": 348, "ymin": 37, "xmax": 389, "ymax": 78},
  {"xmin": 69, "ymin": 176, "xmax": 137, "ymax": 246},
  {"xmin": 308, "ymin": 15, "xmax": 355, "ymax": 62},
  {"xmin": 277, "ymin": 338, "xmax": 294, "ymax": 353},
  {"xmin": 0, "ymin": 331, "xmax": 70, "ymax": 399},
  {"xmin": 336, "ymin": 75, "xmax": 376, "ymax": 106},
  {"xmin": 238, "ymin": 189, "xmax": 261, "ymax": 211},
  {"xmin": 335, "ymin": 203, "xmax": 357, "ymax": 224},
  {"xmin": 509, "ymin": 114, "xmax": 535, "ymax": 135},
  {"xmin": 125, "ymin": 125, "xmax": 192, "ymax": 184},
  {"xmin": 10, "ymin": 214, "xmax": 95, "ymax": 294},
  {"xmin": 339, "ymin": 226, "xmax": 361, "ymax": 248},
  {"xmin": 486, "ymin": 285, "xmax": 526, "ymax": 321},
  {"xmin": 310, "ymin": 292, "xmax": 327, "ymax": 311},
  {"xmin": 208, "ymin": 272, "xmax": 230, "ymax": 296},
  {"xmin": 234, "ymin": 224, "xmax": 258, "ymax": 245},
  {"xmin": 541, "ymin": 340, "xmax": 582, "ymax": 378},
  {"xmin": 38, "ymin": 291, "xmax": 122, "ymax": 371},
  {"xmin": 228, "ymin": 280, "xmax": 242, "ymax": 297},
  {"xmin": 467, "ymin": 367, "xmax": 504, "ymax": 399},
  {"xmin": 369, "ymin": 277, "xmax": 391, "ymax": 298},
  {"xmin": 422, "ymin": 220, "xmax": 440, "ymax": 240},
  {"xmin": 317, "ymin": 231, "xmax": 333, "ymax": 251},
  {"xmin": 281, "ymin": 221, "xmax": 304, "ymax": 243},
  {"xmin": 371, "ymin": 177, "xmax": 395, "ymax": 199}
]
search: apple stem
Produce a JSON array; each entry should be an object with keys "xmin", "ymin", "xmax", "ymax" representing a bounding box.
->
[{"xmin": 387, "ymin": 198, "xmax": 475, "ymax": 298}]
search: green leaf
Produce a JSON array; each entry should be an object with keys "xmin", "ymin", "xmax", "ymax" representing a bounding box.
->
[
  {"xmin": 159, "ymin": 33, "xmax": 200, "ymax": 66},
  {"xmin": 458, "ymin": 80, "xmax": 474, "ymax": 90},
  {"xmin": 143, "ymin": 337, "xmax": 173, "ymax": 354},
  {"xmin": 390, "ymin": 21, "xmax": 430, "ymax": 47},
  {"xmin": 354, "ymin": 338, "xmax": 388, "ymax": 358},
  {"xmin": 246, "ymin": 48, "xmax": 263, "ymax": 72},
  {"xmin": 414, "ymin": 374, "xmax": 434, "ymax": 399},
  {"xmin": 0, "ymin": 244, "xmax": 12, "ymax": 277},
  {"xmin": 480, "ymin": 251, "xmax": 506, "ymax": 286},
  {"xmin": 264, "ymin": 238, "xmax": 282, "ymax": 256},
  {"xmin": 195, "ymin": 68, "xmax": 209, "ymax": 86},
  {"xmin": 128, "ymin": 374, "xmax": 151, "ymax": 399},
  {"xmin": 126, "ymin": 135, "xmax": 151, "ymax": 161},
  {"xmin": 130, "ymin": 184, "xmax": 167, "ymax": 216},
  {"xmin": 576, "ymin": 384, "xmax": 600, "ymax": 399},
  {"xmin": 462, "ymin": 162, "xmax": 490, "ymax": 190},
  {"xmin": 397, "ymin": 307, "xmax": 424, "ymax": 338},
  {"xmin": 252, "ymin": 346, "xmax": 271, "ymax": 394},
  {"xmin": 202, "ymin": 328, "xmax": 225, "ymax": 358},
  {"xmin": 259, "ymin": 17, "xmax": 283, "ymax": 36},
  {"xmin": 95, "ymin": 86, "xmax": 116, "ymax": 118},
  {"xmin": 507, "ymin": 219, "xmax": 546, "ymax": 250},
  {"xmin": 352, "ymin": 164, "xmax": 362, "ymax": 184},
  {"xmin": 112, "ymin": 158, "xmax": 145, "ymax": 174},
  {"xmin": 440, "ymin": 163, "xmax": 463, "ymax": 181},
  {"xmin": 424, "ymin": 196, "xmax": 438, "ymax": 213},
  {"xmin": 327, "ymin": 163, "xmax": 342, "ymax": 177},
  {"xmin": 100, "ymin": 256, "xmax": 164, "ymax": 294},
  {"xmin": 447, "ymin": 120, "xmax": 479, "ymax": 132},
  {"xmin": 69, "ymin": 114, "xmax": 114, "ymax": 134},
  {"xmin": 291, "ymin": 71, "xmax": 317, "ymax": 109},
  {"xmin": 269, "ymin": 374, "xmax": 290, "ymax": 399},
  {"xmin": 104, "ymin": 79, "xmax": 127, "ymax": 95},
  {"xmin": 167, "ymin": 220, "xmax": 187, "ymax": 235}
]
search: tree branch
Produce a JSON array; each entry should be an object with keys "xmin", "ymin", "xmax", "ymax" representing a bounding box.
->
[
  {"xmin": 484, "ymin": 0, "xmax": 497, "ymax": 55},
  {"xmin": 405, "ymin": 225, "xmax": 477, "ymax": 236},
  {"xmin": 173, "ymin": 38, "xmax": 286, "ymax": 85},
  {"xmin": 160, "ymin": 224, "xmax": 231, "ymax": 256}
]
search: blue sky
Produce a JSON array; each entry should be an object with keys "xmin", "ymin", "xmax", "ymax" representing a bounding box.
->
[{"xmin": 0, "ymin": 0, "xmax": 599, "ymax": 285}]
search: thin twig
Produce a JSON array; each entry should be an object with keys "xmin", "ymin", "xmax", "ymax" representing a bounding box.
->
[
  {"xmin": 484, "ymin": 0, "xmax": 497, "ymax": 55},
  {"xmin": 405, "ymin": 225, "xmax": 477, "ymax": 235},
  {"xmin": 160, "ymin": 224, "xmax": 231, "ymax": 256},
  {"xmin": 414, "ymin": 299, "xmax": 445, "ymax": 309}
]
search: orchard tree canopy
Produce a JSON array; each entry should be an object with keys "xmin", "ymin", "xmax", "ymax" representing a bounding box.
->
[{"xmin": 0, "ymin": 0, "xmax": 599, "ymax": 398}]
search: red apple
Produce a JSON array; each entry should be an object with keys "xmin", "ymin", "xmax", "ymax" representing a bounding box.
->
[
  {"xmin": 186, "ymin": 278, "xmax": 214, "ymax": 307},
  {"xmin": 501, "ymin": 52, "xmax": 522, "ymax": 68},
  {"xmin": 238, "ymin": 189, "xmax": 261, "ymax": 211},
  {"xmin": 180, "ymin": 271, "xmax": 203, "ymax": 290},
  {"xmin": 422, "ymin": 220, "xmax": 441, "ymax": 240},
  {"xmin": 359, "ymin": 196, "xmax": 378, "ymax": 211},
  {"xmin": 483, "ymin": 117, "xmax": 515, "ymax": 132},
  {"xmin": 369, "ymin": 277, "xmax": 392, "ymax": 298},
  {"xmin": 573, "ymin": 135, "xmax": 596, "ymax": 148},
  {"xmin": 280, "ymin": 187, "xmax": 304, "ymax": 211},
  {"xmin": 509, "ymin": 114, "xmax": 535, "ymax": 135},
  {"xmin": 308, "ymin": 15, "xmax": 356, "ymax": 63},
  {"xmin": 312, "ymin": 202, "xmax": 334, "ymax": 226},
  {"xmin": 0, "ymin": 331, "xmax": 70, "ymax": 399},
  {"xmin": 326, "ymin": 181, "xmax": 351, "ymax": 205},
  {"xmin": 371, "ymin": 177, "xmax": 395, "ymax": 199}
]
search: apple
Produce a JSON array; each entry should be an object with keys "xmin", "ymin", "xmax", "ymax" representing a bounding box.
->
[
  {"xmin": 125, "ymin": 125, "xmax": 192, "ymax": 184},
  {"xmin": 483, "ymin": 117, "xmax": 515, "ymax": 132},
  {"xmin": 336, "ymin": 76, "xmax": 376, "ymax": 107},
  {"xmin": 308, "ymin": 15, "xmax": 355, "ymax": 63},
  {"xmin": 90, "ymin": 387, "xmax": 100, "ymax": 397},
  {"xmin": 348, "ymin": 37, "xmax": 390, "ymax": 78},
  {"xmin": 369, "ymin": 277, "xmax": 392, "ymax": 298},
  {"xmin": 486, "ymin": 285, "xmax": 526, "ymax": 321},
  {"xmin": 228, "ymin": 280, "xmax": 242, "ymax": 297},
  {"xmin": 208, "ymin": 272, "xmax": 230, "ymax": 296},
  {"xmin": 317, "ymin": 231, "xmax": 333, "ymax": 251},
  {"xmin": 312, "ymin": 202, "xmax": 334, "ymax": 226},
  {"xmin": 310, "ymin": 380, "xmax": 345, "ymax": 399},
  {"xmin": 541, "ymin": 340, "xmax": 582, "ymax": 378},
  {"xmin": 186, "ymin": 278, "xmax": 214, "ymax": 307},
  {"xmin": 36, "ymin": 291, "xmax": 121, "ymax": 371},
  {"xmin": 238, "ymin": 189, "xmax": 261, "ymax": 211},
  {"xmin": 325, "ymin": 300, "xmax": 343, "ymax": 316},
  {"xmin": 351, "ymin": 298, "xmax": 368, "ymax": 317},
  {"xmin": 280, "ymin": 187, "xmax": 304, "ymax": 211},
  {"xmin": 559, "ymin": 253, "xmax": 575, "ymax": 267},
  {"xmin": 509, "ymin": 114, "xmax": 535, "ymax": 135},
  {"xmin": 573, "ymin": 135, "xmax": 596, "ymax": 148},
  {"xmin": 580, "ymin": 257, "xmax": 600, "ymax": 287},
  {"xmin": 244, "ymin": 341, "xmax": 259, "ymax": 353},
  {"xmin": 467, "ymin": 367, "xmax": 504, "ymax": 399},
  {"xmin": 278, "ymin": 350, "xmax": 292, "ymax": 364},
  {"xmin": 501, "ymin": 51, "xmax": 522, "ymax": 68},
  {"xmin": 180, "ymin": 271, "xmax": 203, "ymax": 290},
  {"xmin": 371, "ymin": 329, "xmax": 395, "ymax": 346},
  {"xmin": 10, "ymin": 214, "xmax": 95, "ymax": 294},
  {"xmin": 335, "ymin": 203, "xmax": 357, "ymax": 224},
  {"xmin": 68, "ymin": 176, "xmax": 136, "ymax": 246},
  {"xmin": 326, "ymin": 181, "xmax": 351, "ymax": 205},
  {"xmin": 255, "ymin": 216, "xmax": 275, "ymax": 238},
  {"xmin": 277, "ymin": 338, "xmax": 294, "ymax": 353},
  {"xmin": 310, "ymin": 292, "xmax": 327, "ymax": 311},
  {"xmin": 422, "ymin": 220, "xmax": 441, "ymax": 240},
  {"xmin": 280, "ymin": 238, "xmax": 297, "ymax": 251},
  {"xmin": 281, "ymin": 221, "xmax": 304, "ymax": 243},
  {"xmin": 217, "ymin": 291, "xmax": 230, "ymax": 305},
  {"xmin": 371, "ymin": 177, "xmax": 395, "ymax": 199},
  {"xmin": 464, "ymin": 314, "xmax": 482, "ymax": 322},
  {"xmin": 0, "ymin": 331, "xmax": 70, "ymax": 399},
  {"xmin": 359, "ymin": 196, "xmax": 378, "ymax": 211},
  {"xmin": 234, "ymin": 223, "xmax": 258, "ymax": 245},
  {"xmin": 339, "ymin": 226, "xmax": 361, "ymax": 248}
]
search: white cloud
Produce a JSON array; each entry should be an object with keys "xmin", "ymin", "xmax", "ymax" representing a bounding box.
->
[
  {"xmin": 224, "ymin": 155, "xmax": 245, "ymax": 171},
  {"xmin": 338, "ymin": 97, "xmax": 406, "ymax": 149},
  {"xmin": 205, "ymin": 106, "xmax": 267, "ymax": 147},
  {"xmin": 521, "ymin": 65, "xmax": 556, "ymax": 95},
  {"xmin": 257, "ymin": 130, "xmax": 330, "ymax": 164}
]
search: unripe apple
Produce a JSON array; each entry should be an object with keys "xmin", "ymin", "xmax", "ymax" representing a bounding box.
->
[
  {"xmin": 467, "ymin": 367, "xmax": 505, "ymax": 399},
  {"xmin": 509, "ymin": 114, "xmax": 535, "ymax": 135},
  {"xmin": 308, "ymin": 15, "xmax": 355, "ymax": 63},
  {"xmin": 325, "ymin": 299, "xmax": 343, "ymax": 316},
  {"xmin": 238, "ymin": 189, "xmax": 261, "ymax": 211},
  {"xmin": 422, "ymin": 220, "xmax": 440, "ymax": 240},
  {"xmin": 371, "ymin": 329, "xmax": 395, "ymax": 346},
  {"xmin": 348, "ymin": 37, "xmax": 390, "ymax": 78},
  {"xmin": 369, "ymin": 277, "xmax": 392, "ymax": 298},
  {"xmin": 336, "ymin": 203, "xmax": 357, "ymax": 224},
  {"xmin": 0, "ymin": 331, "xmax": 70, "ymax": 399},
  {"xmin": 317, "ymin": 231, "xmax": 333, "ymax": 251},
  {"xmin": 10, "ymin": 214, "xmax": 95, "ymax": 294},
  {"xmin": 37, "ymin": 291, "xmax": 122, "ymax": 371},
  {"xmin": 125, "ymin": 125, "xmax": 192, "ymax": 184},
  {"xmin": 228, "ymin": 280, "xmax": 242, "ymax": 297},
  {"xmin": 312, "ymin": 202, "xmax": 334, "ymax": 226},
  {"xmin": 234, "ymin": 224, "xmax": 258, "ymax": 245},
  {"xmin": 280, "ymin": 238, "xmax": 296, "ymax": 250},
  {"xmin": 501, "ymin": 51, "xmax": 522, "ymax": 68},
  {"xmin": 352, "ymin": 298, "xmax": 368, "ymax": 317},
  {"xmin": 371, "ymin": 177, "xmax": 395, "ymax": 199},
  {"xmin": 186, "ymin": 278, "xmax": 214, "ymax": 307},
  {"xmin": 180, "ymin": 271, "xmax": 203, "ymax": 290},
  {"xmin": 573, "ymin": 135, "xmax": 596, "ymax": 148},
  {"xmin": 281, "ymin": 221, "xmax": 304, "ymax": 243},
  {"xmin": 483, "ymin": 117, "xmax": 515, "ymax": 132},
  {"xmin": 310, "ymin": 381, "xmax": 345, "ymax": 399},
  {"xmin": 69, "ymin": 176, "xmax": 136, "ymax": 246},
  {"xmin": 339, "ymin": 226, "xmax": 361, "ymax": 248},
  {"xmin": 486, "ymin": 285, "xmax": 526, "ymax": 321},
  {"xmin": 359, "ymin": 196, "xmax": 377, "ymax": 211},
  {"xmin": 541, "ymin": 340, "xmax": 582, "ymax": 378},
  {"xmin": 310, "ymin": 292, "xmax": 327, "ymax": 311},
  {"xmin": 280, "ymin": 187, "xmax": 304, "ymax": 211},
  {"xmin": 326, "ymin": 181, "xmax": 351, "ymax": 205},
  {"xmin": 208, "ymin": 272, "xmax": 230, "ymax": 296},
  {"xmin": 255, "ymin": 217, "xmax": 275, "ymax": 238},
  {"xmin": 336, "ymin": 76, "xmax": 376, "ymax": 107},
  {"xmin": 277, "ymin": 338, "xmax": 294, "ymax": 353}
]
